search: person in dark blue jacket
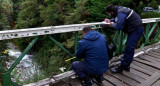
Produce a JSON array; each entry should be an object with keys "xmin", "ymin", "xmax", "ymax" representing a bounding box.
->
[
  {"xmin": 105, "ymin": 5, "xmax": 144, "ymax": 73},
  {"xmin": 72, "ymin": 26, "xmax": 109, "ymax": 86}
]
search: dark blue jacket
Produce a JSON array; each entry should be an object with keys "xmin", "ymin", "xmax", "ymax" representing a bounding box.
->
[
  {"xmin": 111, "ymin": 6, "xmax": 143, "ymax": 33},
  {"xmin": 76, "ymin": 31, "xmax": 109, "ymax": 74}
]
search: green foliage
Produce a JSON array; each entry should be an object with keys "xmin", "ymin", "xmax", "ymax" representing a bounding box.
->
[
  {"xmin": 136, "ymin": 1, "xmax": 144, "ymax": 14},
  {"xmin": 148, "ymin": 0, "xmax": 158, "ymax": 9},
  {"xmin": 15, "ymin": 0, "xmax": 42, "ymax": 29},
  {"xmin": 0, "ymin": 40, "xmax": 7, "ymax": 52},
  {"xmin": 87, "ymin": 0, "xmax": 109, "ymax": 22},
  {"xmin": 12, "ymin": 37, "xmax": 34, "ymax": 50},
  {"xmin": 12, "ymin": 69, "xmax": 23, "ymax": 85},
  {"xmin": 0, "ymin": 0, "xmax": 13, "ymax": 30},
  {"xmin": 0, "ymin": 0, "xmax": 13, "ymax": 14},
  {"xmin": 34, "ymin": 42, "xmax": 71, "ymax": 76},
  {"xmin": 111, "ymin": 0, "xmax": 131, "ymax": 6},
  {"xmin": 40, "ymin": 0, "xmax": 72, "ymax": 26},
  {"xmin": 141, "ymin": 12, "xmax": 160, "ymax": 18},
  {"xmin": 64, "ymin": 0, "xmax": 88, "ymax": 24}
]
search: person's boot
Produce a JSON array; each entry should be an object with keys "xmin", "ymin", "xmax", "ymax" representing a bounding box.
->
[
  {"xmin": 81, "ymin": 79, "xmax": 94, "ymax": 86},
  {"xmin": 123, "ymin": 66, "xmax": 130, "ymax": 72},
  {"xmin": 111, "ymin": 65, "xmax": 130, "ymax": 73},
  {"xmin": 95, "ymin": 74, "xmax": 104, "ymax": 83},
  {"xmin": 110, "ymin": 66, "xmax": 123, "ymax": 73}
]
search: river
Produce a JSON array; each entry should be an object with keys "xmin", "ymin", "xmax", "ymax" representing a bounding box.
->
[{"xmin": 6, "ymin": 42, "xmax": 42, "ymax": 83}]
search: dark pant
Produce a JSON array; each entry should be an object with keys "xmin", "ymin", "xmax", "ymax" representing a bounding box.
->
[
  {"xmin": 72, "ymin": 61, "xmax": 90, "ymax": 80},
  {"xmin": 121, "ymin": 27, "xmax": 144, "ymax": 67},
  {"xmin": 72, "ymin": 61, "xmax": 102, "ymax": 81}
]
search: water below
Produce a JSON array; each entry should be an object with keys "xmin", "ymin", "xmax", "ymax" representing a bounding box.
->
[{"xmin": 6, "ymin": 42, "xmax": 41, "ymax": 83}]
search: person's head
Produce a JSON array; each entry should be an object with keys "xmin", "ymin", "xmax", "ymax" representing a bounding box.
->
[
  {"xmin": 106, "ymin": 5, "xmax": 115, "ymax": 17},
  {"xmin": 82, "ymin": 26, "xmax": 92, "ymax": 35}
]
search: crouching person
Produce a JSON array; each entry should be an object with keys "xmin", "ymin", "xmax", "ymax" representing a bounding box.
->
[{"xmin": 72, "ymin": 26, "xmax": 109, "ymax": 86}]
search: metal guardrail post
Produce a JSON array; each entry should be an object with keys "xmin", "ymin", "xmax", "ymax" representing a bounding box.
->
[
  {"xmin": 122, "ymin": 33, "xmax": 126, "ymax": 52},
  {"xmin": 151, "ymin": 22, "xmax": 160, "ymax": 43},
  {"xmin": 49, "ymin": 35, "xmax": 75, "ymax": 72},
  {"xmin": 119, "ymin": 31, "xmax": 123, "ymax": 54},
  {"xmin": 141, "ymin": 22, "xmax": 158, "ymax": 48},
  {"xmin": 48, "ymin": 35, "xmax": 73, "ymax": 57},
  {"xmin": 105, "ymin": 31, "xmax": 116, "ymax": 47},
  {"xmin": 1, "ymin": 36, "xmax": 39, "ymax": 86}
]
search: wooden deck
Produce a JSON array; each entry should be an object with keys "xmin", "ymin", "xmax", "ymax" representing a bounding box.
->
[
  {"xmin": 24, "ymin": 42, "xmax": 160, "ymax": 86},
  {"xmin": 52, "ymin": 43, "xmax": 160, "ymax": 86}
]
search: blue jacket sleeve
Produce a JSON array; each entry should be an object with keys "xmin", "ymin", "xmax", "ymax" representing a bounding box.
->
[
  {"xmin": 76, "ymin": 42, "xmax": 84, "ymax": 59},
  {"xmin": 110, "ymin": 18, "xmax": 115, "ymax": 22},
  {"xmin": 112, "ymin": 13, "xmax": 127, "ymax": 30}
]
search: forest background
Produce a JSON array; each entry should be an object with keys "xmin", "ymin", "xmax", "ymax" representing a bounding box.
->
[{"xmin": 0, "ymin": 0, "xmax": 160, "ymax": 85}]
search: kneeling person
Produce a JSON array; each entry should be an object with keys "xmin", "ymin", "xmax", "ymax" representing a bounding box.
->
[{"xmin": 72, "ymin": 26, "xmax": 109, "ymax": 86}]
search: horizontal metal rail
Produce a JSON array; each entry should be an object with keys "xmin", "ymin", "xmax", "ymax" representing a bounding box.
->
[
  {"xmin": 0, "ymin": 18, "xmax": 160, "ymax": 40},
  {"xmin": 0, "ymin": 22, "xmax": 108, "ymax": 40}
]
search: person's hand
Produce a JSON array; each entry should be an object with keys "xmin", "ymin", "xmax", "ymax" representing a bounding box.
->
[
  {"xmin": 104, "ymin": 19, "xmax": 110, "ymax": 23},
  {"xmin": 104, "ymin": 19, "xmax": 113, "ymax": 27}
]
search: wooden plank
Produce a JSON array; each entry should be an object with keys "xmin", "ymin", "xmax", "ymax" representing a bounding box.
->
[
  {"xmin": 146, "ymin": 52, "xmax": 160, "ymax": 59},
  {"xmin": 107, "ymin": 71, "xmax": 139, "ymax": 86},
  {"xmin": 24, "ymin": 70, "xmax": 76, "ymax": 86},
  {"xmin": 130, "ymin": 64, "xmax": 153, "ymax": 75},
  {"xmin": 149, "ymin": 50, "xmax": 160, "ymax": 55},
  {"xmin": 123, "ymin": 71, "xmax": 145, "ymax": 83},
  {"xmin": 51, "ymin": 81, "xmax": 70, "ymax": 86},
  {"xmin": 68, "ymin": 76, "xmax": 113, "ymax": 86},
  {"xmin": 93, "ymin": 79, "xmax": 114, "ymax": 86},
  {"xmin": 99, "ymin": 80, "xmax": 114, "ymax": 86},
  {"xmin": 69, "ymin": 78, "xmax": 82, "ymax": 86},
  {"xmin": 133, "ymin": 60, "xmax": 160, "ymax": 73},
  {"xmin": 147, "ymin": 53, "xmax": 160, "ymax": 61},
  {"xmin": 69, "ymin": 78, "xmax": 99, "ymax": 86},
  {"xmin": 146, "ymin": 50, "xmax": 160, "ymax": 57},
  {"xmin": 137, "ymin": 56, "xmax": 158, "ymax": 65},
  {"xmin": 24, "ymin": 78, "xmax": 55, "ymax": 86},
  {"xmin": 139, "ymin": 55, "xmax": 160, "ymax": 64},
  {"xmin": 104, "ymin": 72, "xmax": 129, "ymax": 86},
  {"xmin": 92, "ymin": 84, "xmax": 99, "ymax": 86},
  {"xmin": 152, "ymin": 79, "xmax": 160, "ymax": 86},
  {"xmin": 153, "ymin": 48, "xmax": 160, "ymax": 53},
  {"xmin": 138, "ymin": 72, "xmax": 160, "ymax": 86},
  {"xmin": 129, "ymin": 68, "xmax": 150, "ymax": 79},
  {"xmin": 142, "ymin": 54, "xmax": 160, "ymax": 63},
  {"xmin": 134, "ymin": 58, "xmax": 160, "ymax": 70}
]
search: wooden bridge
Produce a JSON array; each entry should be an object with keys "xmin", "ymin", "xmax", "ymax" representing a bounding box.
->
[
  {"xmin": 24, "ymin": 42, "xmax": 160, "ymax": 86},
  {"xmin": 1, "ymin": 18, "xmax": 160, "ymax": 86}
]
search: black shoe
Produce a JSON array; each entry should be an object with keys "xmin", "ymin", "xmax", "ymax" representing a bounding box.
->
[
  {"xmin": 81, "ymin": 79, "xmax": 94, "ymax": 86},
  {"xmin": 123, "ymin": 66, "xmax": 130, "ymax": 72},
  {"xmin": 95, "ymin": 74, "xmax": 104, "ymax": 83},
  {"xmin": 110, "ymin": 66, "xmax": 123, "ymax": 73}
]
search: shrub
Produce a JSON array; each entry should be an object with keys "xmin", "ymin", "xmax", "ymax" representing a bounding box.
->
[{"xmin": 141, "ymin": 12, "xmax": 160, "ymax": 18}]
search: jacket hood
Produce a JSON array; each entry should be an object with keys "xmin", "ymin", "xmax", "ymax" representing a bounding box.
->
[{"xmin": 83, "ymin": 31, "xmax": 100, "ymax": 41}]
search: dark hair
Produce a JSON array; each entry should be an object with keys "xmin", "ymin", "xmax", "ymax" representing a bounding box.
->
[
  {"xmin": 106, "ymin": 5, "xmax": 115, "ymax": 13},
  {"xmin": 82, "ymin": 26, "xmax": 92, "ymax": 33}
]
